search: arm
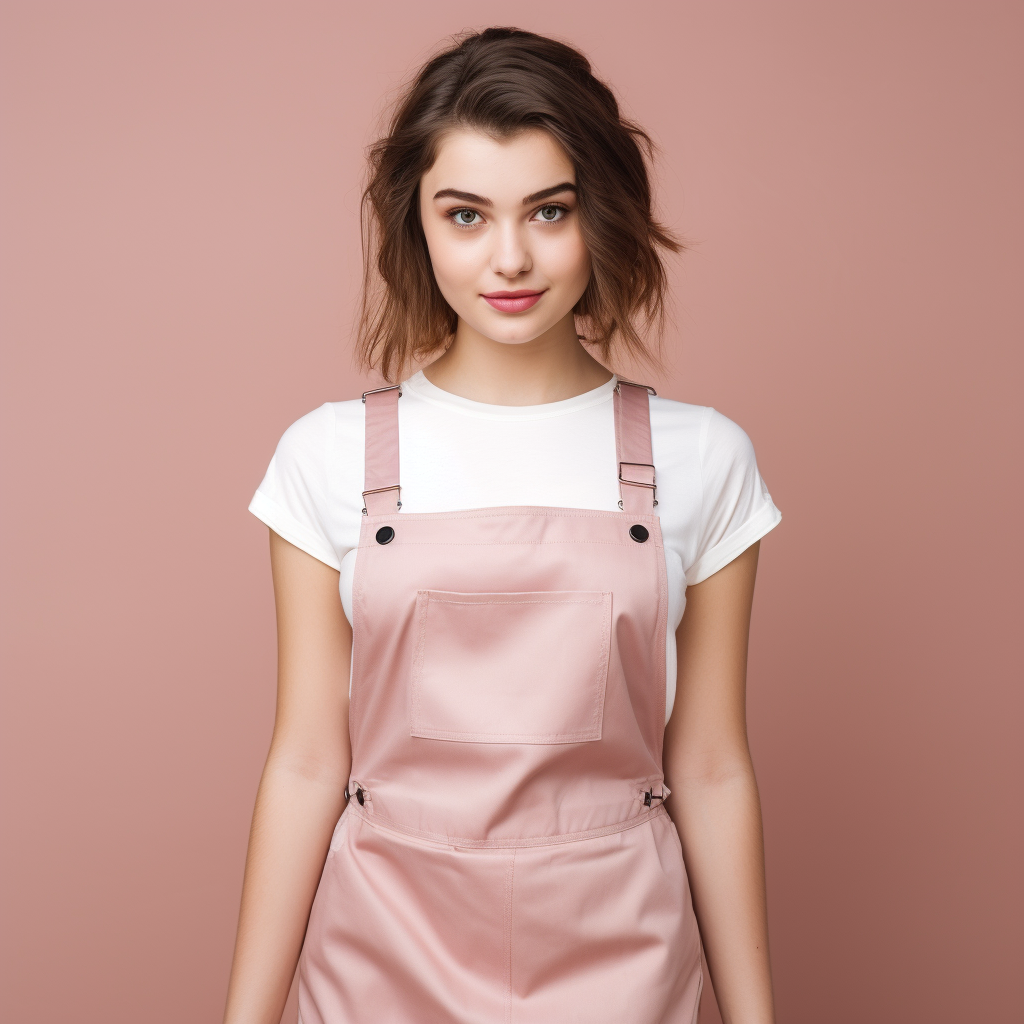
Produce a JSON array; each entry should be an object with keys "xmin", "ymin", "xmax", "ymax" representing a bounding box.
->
[
  {"xmin": 223, "ymin": 531, "xmax": 353, "ymax": 1024},
  {"xmin": 663, "ymin": 541, "xmax": 775, "ymax": 1024}
]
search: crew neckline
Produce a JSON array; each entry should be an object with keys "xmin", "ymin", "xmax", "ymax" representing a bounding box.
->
[{"xmin": 402, "ymin": 370, "xmax": 618, "ymax": 420}]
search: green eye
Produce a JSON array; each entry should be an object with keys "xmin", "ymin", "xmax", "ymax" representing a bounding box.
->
[{"xmin": 538, "ymin": 205, "xmax": 563, "ymax": 221}]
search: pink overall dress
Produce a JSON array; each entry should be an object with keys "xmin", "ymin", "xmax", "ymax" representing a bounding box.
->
[{"xmin": 297, "ymin": 380, "xmax": 703, "ymax": 1023}]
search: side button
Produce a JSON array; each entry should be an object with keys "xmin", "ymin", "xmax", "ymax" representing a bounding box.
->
[{"xmin": 375, "ymin": 526, "xmax": 395, "ymax": 545}]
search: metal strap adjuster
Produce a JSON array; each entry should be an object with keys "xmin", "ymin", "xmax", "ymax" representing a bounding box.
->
[
  {"xmin": 614, "ymin": 379, "xmax": 657, "ymax": 396},
  {"xmin": 361, "ymin": 484, "xmax": 401, "ymax": 515},
  {"xmin": 643, "ymin": 788, "xmax": 667, "ymax": 807},
  {"xmin": 618, "ymin": 461, "xmax": 658, "ymax": 508},
  {"xmin": 361, "ymin": 384, "xmax": 403, "ymax": 402}
]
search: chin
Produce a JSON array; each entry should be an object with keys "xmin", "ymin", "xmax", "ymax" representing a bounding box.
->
[
  {"xmin": 488, "ymin": 333, "xmax": 544, "ymax": 346},
  {"xmin": 472, "ymin": 315, "xmax": 563, "ymax": 347}
]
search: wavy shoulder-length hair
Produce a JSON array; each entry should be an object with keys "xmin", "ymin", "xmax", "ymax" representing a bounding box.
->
[{"xmin": 358, "ymin": 27, "xmax": 683, "ymax": 382}]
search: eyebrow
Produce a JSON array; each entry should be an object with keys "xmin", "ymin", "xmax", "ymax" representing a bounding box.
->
[
  {"xmin": 432, "ymin": 182, "xmax": 577, "ymax": 206},
  {"xmin": 523, "ymin": 182, "xmax": 577, "ymax": 204}
]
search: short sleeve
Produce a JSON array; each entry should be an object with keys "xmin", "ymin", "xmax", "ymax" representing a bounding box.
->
[
  {"xmin": 248, "ymin": 402, "xmax": 341, "ymax": 570},
  {"xmin": 685, "ymin": 408, "xmax": 782, "ymax": 585}
]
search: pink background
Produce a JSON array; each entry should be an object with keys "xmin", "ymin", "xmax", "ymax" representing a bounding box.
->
[{"xmin": 2, "ymin": 3, "xmax": 1020, "ymax": 1022}]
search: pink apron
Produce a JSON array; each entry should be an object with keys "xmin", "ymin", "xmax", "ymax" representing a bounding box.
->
[{"xmin": 297, "ymin": 381, "xmax": 703, "ymax": 1023}]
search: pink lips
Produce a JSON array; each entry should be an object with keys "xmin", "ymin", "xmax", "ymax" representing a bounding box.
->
[{"xmin": 481, "ymin": 289, "xmax": 545, "ymax": 313}]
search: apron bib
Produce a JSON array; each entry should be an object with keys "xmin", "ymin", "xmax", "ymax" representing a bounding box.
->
[{"xmin": 298, "ymin": 381, "xmax": 703, "ymax": 1023}]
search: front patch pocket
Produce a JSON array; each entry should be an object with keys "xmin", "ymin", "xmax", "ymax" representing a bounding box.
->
[{"xmin": 409, "ymin": 591, "xmax": 612, "ymax": 744}]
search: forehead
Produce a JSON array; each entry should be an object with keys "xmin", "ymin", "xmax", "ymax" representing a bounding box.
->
[{"xmin": 422, "ymin": 128, "xmax": 575, "ymax": 199}]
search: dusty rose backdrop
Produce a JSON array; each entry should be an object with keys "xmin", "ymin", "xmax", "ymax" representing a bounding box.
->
[{"xmin": 2, "ymin": 3, "xmax": 1020, "ymax": 1022}]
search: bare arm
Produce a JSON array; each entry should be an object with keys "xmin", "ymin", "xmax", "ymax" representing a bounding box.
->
[
  {"xmin": 663, "ymin": 541, "xmax": 775, "ymax": 1024},
  {"xmin": 223, "ymin": 531, "xmax": 353, "ymax": 1024}
]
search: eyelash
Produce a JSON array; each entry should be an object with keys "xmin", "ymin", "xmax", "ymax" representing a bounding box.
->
[{"xmin": 446, "ymin": 203, "xmax": 570, "ymax": 229}]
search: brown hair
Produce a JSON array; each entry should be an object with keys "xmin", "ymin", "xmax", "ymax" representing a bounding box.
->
[{"xmin": 358, "ymin": 27, "xmax": 683, "ymax": 382}]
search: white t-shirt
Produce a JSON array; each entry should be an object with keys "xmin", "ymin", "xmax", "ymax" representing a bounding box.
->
[{"xmin": 249, "ymin": 371, "xmax": 781, "ymax": 723}]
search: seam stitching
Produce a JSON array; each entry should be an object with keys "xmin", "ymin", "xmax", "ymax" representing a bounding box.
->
[{"xmin": 350, "ymin": 803, "xmax": 667, "ymax": 849}]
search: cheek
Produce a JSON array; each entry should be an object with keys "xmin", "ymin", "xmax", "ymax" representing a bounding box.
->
[
  {"xmin": 538, "ymin": 229, "xmax": 592, "ymax": 290},
  {"xmin": 422, "ymin": 222, "xmax": 479, "ymax": 291}
]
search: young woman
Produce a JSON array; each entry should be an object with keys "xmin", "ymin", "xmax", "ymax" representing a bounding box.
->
[{"xmin": 225, "ymin": 27, "xmax": 781, "ymax": 1024}]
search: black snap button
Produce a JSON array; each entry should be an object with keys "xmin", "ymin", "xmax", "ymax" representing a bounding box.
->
[
  {"xmin": 375, "ymin": 526, "xmax": 395, "ymax": 545},
  {"xmin": 356, "ymin": 787, "xmax": 365, "ymax": 805},
  {"xmin": 629, "ymin": 524, "xmax": 649, "ymax": 543}
]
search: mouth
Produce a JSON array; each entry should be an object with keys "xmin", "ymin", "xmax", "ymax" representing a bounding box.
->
[{"xmin": 481, "ymin": 289, "xmax": 546, "ymax": 313}]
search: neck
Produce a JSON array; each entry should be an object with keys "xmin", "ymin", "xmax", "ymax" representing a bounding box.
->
[{"xmin": 421, "ymin": 311, "xmax": 613, "ymax": 405}]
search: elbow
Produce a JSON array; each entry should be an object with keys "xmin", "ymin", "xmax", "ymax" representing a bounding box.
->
[
  {"xmin": 667, "ymin": 749, "xmax": 758, "ymax": 791},
  {"xmin": 264, "ymin": 742, "xmax": 351, "ymax": 791}
]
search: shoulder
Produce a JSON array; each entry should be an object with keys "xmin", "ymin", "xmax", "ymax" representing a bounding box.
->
[
  {"xmin": 249, "ymin": 397, "xmax": 366, "ymax": 570},
  {"xmin": 265, "ymin": 397, "xmax": 368, "ymax": 520},
  {"xmin": 646, "ymin": 395, "xmax": 779, "ymax": 584},
  {"xmin": 649, "ymin": 395, "xmax": 761, "ymax": 469},
  {"xmin": 648, "ymin": 394, "xmax": 708, "ymax": 435},
  {"xmin": 252, "ymin": 401, "xmax": 340, "ymax": 529},
  {"xmin": 270, "ymin": 397, "xmax": 364, "ymax": 474},
  {"xmin": 274, "ymin": 401, "xmax": 336, "ymax": 459},
  {"xmin": 700, "ymin": 407, "xmax": 761, "ymax": 472},
  {"xmin": 690, "ymin": 407, "xmax": 780, "ymax": 583},
  {"xmin": 647, "ymin": 394, "xmax": 709, "ymax": 463}
]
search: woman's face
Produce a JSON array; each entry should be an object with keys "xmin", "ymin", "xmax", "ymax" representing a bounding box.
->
[{"xmin": 418, "ymin": 128, "xmax": 592, "ymax": 345}]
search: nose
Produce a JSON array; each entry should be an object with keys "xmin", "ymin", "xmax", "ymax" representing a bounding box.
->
[{"xmin": 488, "ymin": 220, "xmax": 532, "ymax": 279}]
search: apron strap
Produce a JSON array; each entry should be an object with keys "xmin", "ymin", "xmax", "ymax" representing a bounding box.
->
[
  {"xmin": 362, "ymin": 378, "xmax": 654, "ymax": 515},
  {"xmin": 614, "ymin": 379, "xmax": 657, "ymax": 514},
  {"xmin": 361, "ymin": 385, "xmax": 402, "ymax": 515}
]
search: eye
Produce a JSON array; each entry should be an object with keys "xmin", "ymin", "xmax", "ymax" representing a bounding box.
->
[
  {"xmin": 533, "ymin": 204, "xmax": 567, "ymax": 223},
  {"xmin": 448, "ymin": 208, "xmax": 483, "ymax": 228}
]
